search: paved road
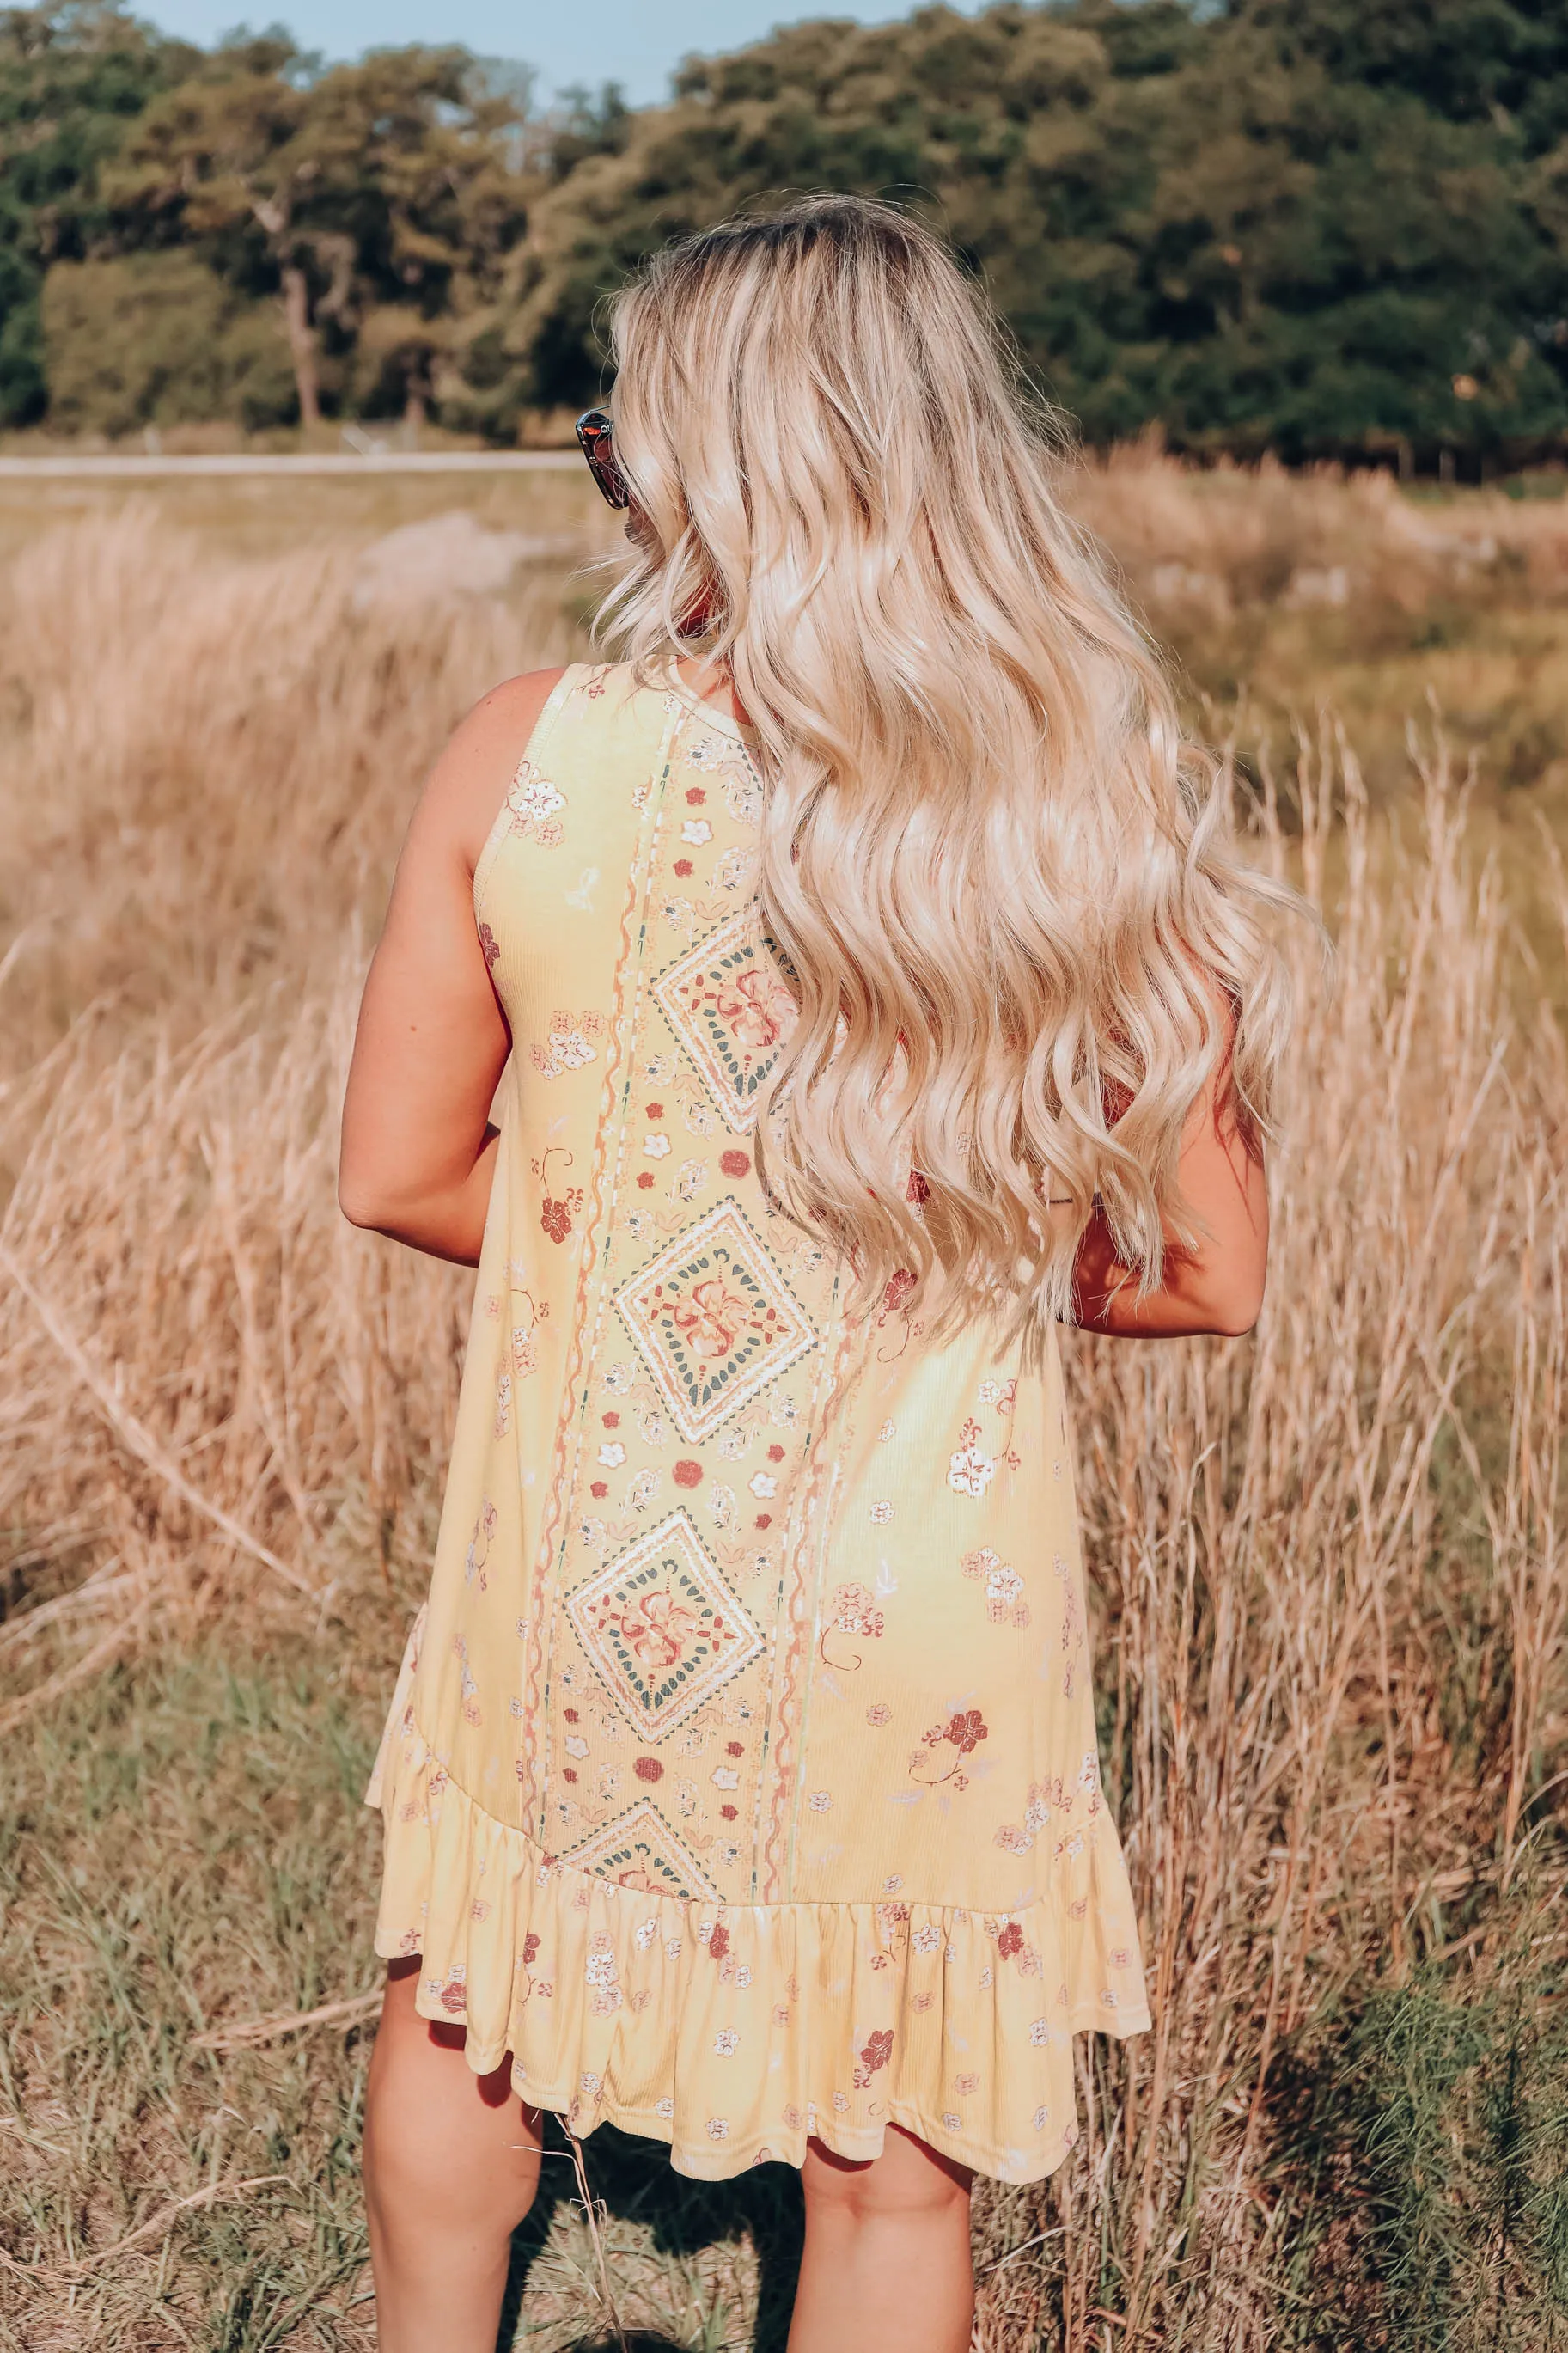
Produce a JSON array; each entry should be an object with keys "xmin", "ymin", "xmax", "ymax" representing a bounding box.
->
[{"xmin": 0, "ymin": 451, "xmax": 581, "ymax": 479}]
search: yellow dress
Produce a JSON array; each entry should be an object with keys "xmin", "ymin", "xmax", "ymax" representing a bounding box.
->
[{"xmin": 368, "ymin": 662, "xmax": 1150, "ymax": 2183}]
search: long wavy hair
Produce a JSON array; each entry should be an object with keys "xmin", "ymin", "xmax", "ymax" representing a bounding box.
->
[{"xmin": 597, "ymin": 194, "xmax": 1296, "ymax": 1341}]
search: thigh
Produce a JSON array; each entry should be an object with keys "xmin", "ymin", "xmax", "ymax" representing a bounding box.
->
[
  {"xmin": 802, "ymin": 2123, "xmax": 973, "ymax": 2222},
  {"xmin": 365, "ymin": 1960, "xmax": 543, "ymax": 2209}
]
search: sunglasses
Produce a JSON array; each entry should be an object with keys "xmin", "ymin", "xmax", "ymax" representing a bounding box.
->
[{"xmin": 576, "ymin": 408, "xmax": 630, "ymax": 510}]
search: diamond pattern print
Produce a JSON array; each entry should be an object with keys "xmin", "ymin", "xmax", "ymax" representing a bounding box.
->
[
  {"xmin": 613, "ymin": 1196, "xmax": 815, "ymax": 1444},
  {"xmin": 566, "ymin": 1507, "xmax": 763, "ymax": 1742},
  {"xmin": 651, "ymin": 910, "xmax": 797, "ymax": 1133},
  {"xmin": 566, "ymin": 1799, "xmax": 722, "ymax": 1902}
]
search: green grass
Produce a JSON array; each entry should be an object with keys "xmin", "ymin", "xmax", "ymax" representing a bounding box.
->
[{"xmin": 0, "ymin": 1611, "xmax": 821, "ymax": 2350}]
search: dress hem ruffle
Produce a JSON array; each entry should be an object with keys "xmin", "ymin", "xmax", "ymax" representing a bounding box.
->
[{"xmin": 368, "ymin": 1626, "xmax": 1152, "ymax": 2187}]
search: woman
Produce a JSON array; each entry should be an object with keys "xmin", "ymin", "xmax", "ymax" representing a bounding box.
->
[{"xmin": 340, "ymin": 195, "xmax": 1290, "ymax": 2353}]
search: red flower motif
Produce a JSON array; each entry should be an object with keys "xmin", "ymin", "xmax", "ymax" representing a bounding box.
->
[
  {"xmin": 440, "ymin": 1980, "xmax": 467, "ymax": 2016},
  {"xmin": 637, "ymin": 1171, "xmax": 655, "ymax": 1189},
  {"xmin": 686, "ymin": 785, "xmax": 706, "ymax": 804},
  {"xmin": 563, "ymin": 1767, "xmax": 577, "ymax": 1783},
  {"xmin": 720, "ymin": 1802, "xmax": 737, "ymax": 1820},
  {"xmin": 646, "ymin": 1102, "xmax": 663, "ymax": 1118},
  {"xmin": 674, "ymin": 859, "xmax": 693, "ymax": 877},
  {"xmin": 943, "ymin": 1709, "xmax": 989, "ymax": 1755},
  {"xmin": 708, "ymin": 1923, "xmax": 730, "ymax": 1961},
  {"xmin": 541, "ymin": 1196, "xmax": 572, "ymax": 1244},
  {"xmin": 477, "ymin": 920, "xmax": 500, "ymax": 970},
  {"xmin": 755, "ymin": 1513, "xmax": 772, "ymax": 1530},
  {"xmin": 523, "ymin": 1931, "xmax": 540, "ymax": 1965},
  {"xmin": 673, "ymin": 1459, "xmax": 704, "ymax": 1488},
  {"xmin": 634, "ymin": 1757, "xmax": 662, "ymax": 1783},
  {"xmin": 906, "ymin": 1169, "xmax": 931, "ymax": 1205},
  {"xmin": 997, "ymin": 1922, "xmax": 1023, "ymax": 1960},
  {"xmin": 882, "ymin": 1268, "xmax": 917, "ymax": 1314},
  {"xmin": 720, "ymin": 1149, "xmax": 750, "ymax": 1178},
  {"xmin": 853, "ymin": 2027, "xmax": 894, "ymax": 2087},
  {"xmin": 603, "ymin": 1411, "xmax": 620, "ymax": 1427},
  {"xmin": 726, "ymin": 1739, "xmax": 744, "ymax": 1757},
  {"xmin": 590, "ymin": 1481, "xmax": 607, "ymax": 1499},
  {"xmin": 767, "ymin": 1443, "xmax": 784, "ymax": 1462},
  {"xmin": 563, "ymin": 1708, "xmax": 579, "ymax": 1724}
]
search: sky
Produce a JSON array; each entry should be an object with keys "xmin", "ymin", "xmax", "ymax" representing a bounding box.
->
[{"xmin": 133, "ymin": 1, "xmax": 987, "ymax": 107}]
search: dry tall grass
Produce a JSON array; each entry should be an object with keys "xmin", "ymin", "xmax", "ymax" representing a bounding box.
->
[{"xmin": 1, "ymin": 485, "xmax": 1565, "ymax": 2350}]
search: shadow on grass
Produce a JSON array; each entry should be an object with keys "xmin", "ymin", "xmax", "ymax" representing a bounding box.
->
[{"xmin": 499, "ymin": 2117, "xmax": 805, "ymax": 2353}]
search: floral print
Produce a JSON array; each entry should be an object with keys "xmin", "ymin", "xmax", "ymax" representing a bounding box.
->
[{"xmin": 368, "ymin": 663, "xmax": 1150, "ymax": 2191}]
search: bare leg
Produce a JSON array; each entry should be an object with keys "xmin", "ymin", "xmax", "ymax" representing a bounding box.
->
[
  {"xmin": 788, "ymin": 2124, "xmax": 974, "ymax": 2353},
  {"xmin": 363, "ymin": 1959, "xmax": 543, "ymax": 2353}
]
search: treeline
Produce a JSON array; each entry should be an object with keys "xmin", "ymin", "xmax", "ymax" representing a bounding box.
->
[{"xmin": 3, "ymin": 0, "xmax": 1568, "ymax": 463}]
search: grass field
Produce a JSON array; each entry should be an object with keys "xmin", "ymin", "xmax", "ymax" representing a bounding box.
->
[{"xmin": 2, "ymin": 455, "xmax": 1566, "ymax": 2351}]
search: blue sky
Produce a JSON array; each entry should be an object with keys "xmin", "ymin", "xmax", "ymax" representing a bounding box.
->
[{"xmin": 134, "ymin": 2, "xmax": 986, "ymax": 107}]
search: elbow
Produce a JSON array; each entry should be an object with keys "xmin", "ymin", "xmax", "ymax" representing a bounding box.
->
[
  {"xmin": 338, "ymin": 1165, "xmax": 395, "ymax": 1234},
  {"xmin": 1204, "ymin": 1270, "xmax": 1266, "ymax": 1339}
]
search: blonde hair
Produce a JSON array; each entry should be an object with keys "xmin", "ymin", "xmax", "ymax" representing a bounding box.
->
[{"xmin": 598, "ymin": 193, "xmax": 1295, "ymax": 1340}]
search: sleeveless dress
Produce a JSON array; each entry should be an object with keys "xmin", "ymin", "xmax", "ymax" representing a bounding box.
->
[{"xmin": 367, "ymin": 661, "xmax": 1150, "ymax": 2183}]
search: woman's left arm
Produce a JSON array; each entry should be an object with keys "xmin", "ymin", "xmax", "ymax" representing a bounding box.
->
[
  {"xmin": 1071, "ymin": 1029, "xmax": 1270, "ymax": 1341},
  {"xmin": 338, "ymin": 669, "xmax": 564, "ymax": 1266}
]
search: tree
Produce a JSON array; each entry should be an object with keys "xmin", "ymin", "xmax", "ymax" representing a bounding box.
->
[
  {"xmin": 0, "ymin": 1, "xmax": 196, "ymax": 424},
  {"xmin": 107, "ymin": 39, "xmax": 533, "ymax": 431}
]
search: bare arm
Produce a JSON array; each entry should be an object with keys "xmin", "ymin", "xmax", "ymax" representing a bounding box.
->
[
  {"xmin": 338, "ymin": 668, "xmax": 565, "ymax": 1266},
  {"xmin": 1071, "ymin": 1036, "xmax": 1269, "ymax": 1340}
]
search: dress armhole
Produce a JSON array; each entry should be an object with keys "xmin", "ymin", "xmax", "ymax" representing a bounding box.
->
[{"xmin": 473, "ymin": 663, "xmax": 583, "ymax": 924}]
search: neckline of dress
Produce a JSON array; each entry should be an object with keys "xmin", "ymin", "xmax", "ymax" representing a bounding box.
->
[{"xmin": 659, "ymin": 659, "xmax": 756, "ymax": 743}]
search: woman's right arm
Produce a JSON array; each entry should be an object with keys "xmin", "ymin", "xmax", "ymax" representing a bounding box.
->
[{"xmin": 338, "ymin": 668, "xmax": 564, "ymax": 1266}]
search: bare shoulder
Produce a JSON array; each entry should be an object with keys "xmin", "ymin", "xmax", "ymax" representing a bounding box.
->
[{"xmin": 410, "ymin": 665, "xmax": 570, "ymax": 877}]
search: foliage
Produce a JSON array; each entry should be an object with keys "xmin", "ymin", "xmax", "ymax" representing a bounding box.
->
[
  {"xmin": 0, "ymin": 0, "xmax": 197, "ymax": 424},
  {"xmin": 40, "ymin": 247, "xmax": 295, "ymax": 432},
  {"xmin": 2, "ymin": 0, "xmax": 1567, "ymax": 455}
]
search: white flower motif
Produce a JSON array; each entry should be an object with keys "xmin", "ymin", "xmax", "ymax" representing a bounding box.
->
[
  {"xmin": 912, "ymin": 1925, "xmax": 942, "ymax": 1954},
  {"xmin": 564, "ymin": 1734, "xmax": 589, "ymax": 1759},
  {"xmin": 1033, "ymin": 2103, "xmax": 1050, "ymax": 2131},
  {"xmin": 681, "ymin": 818, "xmax": 713, "ymax": 846},
  {"xmin": 656, "ymin": 2095, "xmax": 675, "ymax": 2119},
  {"xmin": 748, "ymin": 1470, "xmax": 778, "ymax": 1500},
  {"xmin": 978, "ymin": 1380, "xmax": 998, "ymax": 1405},
  {"xmin": 635, "ymin": 1921, "xmax": 658, "ymax": 1950},
  {"xmin": 706, "ymin": 2118, "xmax": 729, "ymax": 2141},
  {"xmin": 1028, "ymin": 2018, "xmax": 1050, "ymax": 2046},
  {"xmin": 643, "ymin": 1133, "xmax": 672, "ymax": 1158},
  {"xmin": 869, "ymin": 1500, "xmax": 894, "ymax": 1525},
  {"xmin": 735, "ymin": 1964, "xmax": 752, "ymax": 1988},
  {"xmin": 512, "ymin": 775, "xmax": 564, "ymax": 823},
  {"xmin": 1100, "ymin": 1987, "xmax": 1119, "ymax": 2008},
  {"xmin": 882, "ymin": 1873, "xmax": 904, "ymax": 1894},
  {"xmin": 986, "ymin": 1562, "xmax": 1024, "ymax": 1608},
  {"xmin": 597, "ymin": 1441, "xmax": 626, "ymax": 1468},
  {"xmin": 717, "ymin": 1427, "xmax": 750, "ymax": 1460},
  {"xmin": 711, "ymin": 1765, "xmax": 740, "ymax": 1790},
  {"xmin": 878, "ymin": 1418, "xmax": 895, "ymax": 1442},
  {"xmin": 942, "ymin": 2110, "xmax": 961, "ymax": 2130},
  {"xmin": 948, "ymin": 1442, "xmax": 996, "ymax": 1498},
  {"xmin": 585, "ymin": 1953, "xmax": 616, "ymax": 1987},
  {"xmin": 713, "ymin": 2028, "xmax": 740, "ymax": 2056},
  {"xmin": 664, "ymin": 1937, "xmax": 682, "ymax": 1960},
  {"xmin": 807, "ymin": 1790, "xmax": 832, "ymax": 1812}
]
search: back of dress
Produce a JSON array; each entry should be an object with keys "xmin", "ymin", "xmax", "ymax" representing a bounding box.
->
[{"xmin": 369, "ymin": 661, "xmax": 1150, "ymax": 2183}]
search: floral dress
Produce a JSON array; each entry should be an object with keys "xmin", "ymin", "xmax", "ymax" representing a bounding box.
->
[{"xmin": 368, "ymin": 662, "xmax": 1150, "ymax": 2182}]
